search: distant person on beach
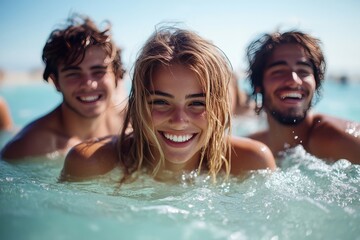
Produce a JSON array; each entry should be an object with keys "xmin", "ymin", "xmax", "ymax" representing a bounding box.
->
[
  {"xmin": 245, "ymin": 30, "xmax": 360, "ymax": 164},
  {"xmin": 229, "ymin": 72, "xmax": 256, "ymax": 117},
  {"xmin": 60, "ymin": 27, "xmax": 276, "ymax": 182},
  {"xmin": 0, "ymin": 97, "xmax": 13, "ymax": 131},
  {"xmin": 1, "ymin": 14, "xmax": 127, "ymax": 160},
  {"xmin": 229, "ymin": 72, "xmax": 267, "ymax": 137}
]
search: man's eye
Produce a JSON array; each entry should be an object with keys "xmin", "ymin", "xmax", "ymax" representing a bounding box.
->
[
  {"xmin": 271, "ymin": 70, "xmax": 287, "ymax": 76},
  {"xmin": 65, "ymin": 72, "xmax": 81, "ymax": 78},
  {"xmin": 93, "ymin": 71, "xmax": 106, "ymax": 78},
  {"xmin": 297, "ymin": 70, "xmax": 312, "ymax": 77}
]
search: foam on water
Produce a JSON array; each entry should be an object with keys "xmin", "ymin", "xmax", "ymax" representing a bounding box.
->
[{"xmin": 1, "ymin": 146, "xmax": 359, "ymax": 240}]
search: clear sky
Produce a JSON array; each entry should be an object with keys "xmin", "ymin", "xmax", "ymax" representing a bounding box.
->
[{"xmin": 1, "ymin": 0, "xmax": 360, "ymax": 78}]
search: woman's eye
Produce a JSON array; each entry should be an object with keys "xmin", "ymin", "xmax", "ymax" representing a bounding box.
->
[
  {"xmin": 148, "ymin": 99, "xmax": 171, "ymax": 112},
  {"xmin": 149, "ymin": 99, "xmax": 168, "ymax": 105},
  {"xmin": 190, "ymin": 101, "xmax": 205, "ymax": 107},
  {"xmin": 189, "ymin": 101, "xmax": 206, "ymax": 113}
]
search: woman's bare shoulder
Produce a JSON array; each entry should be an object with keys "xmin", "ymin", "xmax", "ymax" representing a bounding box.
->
[
  {"xmin": 60, "ymin": 136, "xmax": 119, "ymax": 181},
  {"xmin": 229, "ymin": 136, "xmax": 276, "ymax": 173}
]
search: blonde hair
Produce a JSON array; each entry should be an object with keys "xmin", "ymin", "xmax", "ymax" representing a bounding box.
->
[{"xmin": 119, "ymin": 27, "xmax": 232, "ymax": 181}]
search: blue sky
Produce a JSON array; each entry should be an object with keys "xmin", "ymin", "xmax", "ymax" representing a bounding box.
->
[{"xmin": 1, "ymin": 0, "xmax": 360, "ymax": 78}]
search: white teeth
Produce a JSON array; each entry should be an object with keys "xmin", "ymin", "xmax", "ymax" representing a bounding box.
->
[
  {"xmin": 163, "ymin": 133, "xmax": 193, "ymax": 143},
  {"xmin": 80, "ymin": 95, "xmax": 99, "ymax": 102},
  {"xmin": 281, "ymin": 92, "xmax": 302, "ymax": 100}
]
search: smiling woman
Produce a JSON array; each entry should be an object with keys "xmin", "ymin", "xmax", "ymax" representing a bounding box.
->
[
  {"xmin": 60, "ymin": 26, "xmax": 276, "ymax": 183},
  {"xmin": 147, "ymin": 64, "xmax": 208, "ymax": 171}
]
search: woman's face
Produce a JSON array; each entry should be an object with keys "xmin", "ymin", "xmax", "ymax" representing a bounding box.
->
[{"xmin": 147, "ymin": 64, "xmax": 208, "ymax": 172}]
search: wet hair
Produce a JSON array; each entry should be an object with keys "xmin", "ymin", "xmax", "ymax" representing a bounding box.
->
[
  {"xmin": 246, "ymin": 30, "xmax": 326, "ymax": 105},
  {"xmin": 119, "ymin": 27, "xmax": 232, "ymax": 181},
  {"xmin": 42, "ymin": 13, "xmax": 125, "ymax": 83}
]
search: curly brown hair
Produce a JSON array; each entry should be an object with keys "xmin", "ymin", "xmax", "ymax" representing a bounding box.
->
[
  {"xmin": 42, "ymin": 13, "xmax": 125, "ymax": 83},
  {"xmin": 246, "ymin": 30, "xmax": 326, "ymax": 106}
]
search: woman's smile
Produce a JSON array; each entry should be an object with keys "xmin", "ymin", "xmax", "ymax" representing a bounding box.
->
[
  {"xmin": 149, "ymin": 64, "xmax": 208, "ymax": 167},
  {"xmin": 162, "ymin": 132, "xmax": 195, "ymax": 143}
]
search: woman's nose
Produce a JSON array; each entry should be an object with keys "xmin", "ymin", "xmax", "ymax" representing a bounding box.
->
[{"xmin": 169, "ymin": 107, "xmax": 189, "ymax": 129}]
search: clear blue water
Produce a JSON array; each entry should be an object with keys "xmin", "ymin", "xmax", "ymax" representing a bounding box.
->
[
  {"xmin": 0, "ymin": 80, "xmax": 360, "ymax": 240},
  {"xmin": 0, "ymin": 82, "xmax": 62, "ymax": 128}
]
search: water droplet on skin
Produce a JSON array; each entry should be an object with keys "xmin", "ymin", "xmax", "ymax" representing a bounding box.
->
[
  {"xmin": 260, "ymin": 146, "xmax": 267, "ymax": 152},
  {"xmin": 345, "ymin": 122, "xmax": 360, "ymax": 138}
]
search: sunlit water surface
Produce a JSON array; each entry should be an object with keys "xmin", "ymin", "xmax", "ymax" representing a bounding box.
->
[
  {"xmin": 1, "ymin": 149, "xmax": 359, "ymax": 240},
  {"xmin": 1, "ymin": 80, "xmax": 360, "ymax": 239}
]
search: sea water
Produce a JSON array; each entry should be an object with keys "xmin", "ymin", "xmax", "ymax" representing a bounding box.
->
[{"xmin": 0, "ymin": 80, "xmax": 360, "ymax": 240}]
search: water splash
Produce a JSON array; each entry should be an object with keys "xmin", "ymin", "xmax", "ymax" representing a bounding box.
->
[
  {"xmin": 1, "ymin": 149, "xmax": 360, "ymax": 240},
  {"xmin": 345, "ymin": 122, "xmax": 360, "ymax": 138}
]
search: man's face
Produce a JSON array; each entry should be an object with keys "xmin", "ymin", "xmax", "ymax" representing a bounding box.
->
[
  {"xmin": 56, "ymin": 45, "xmax": 117, "ymax": 119},
  {"xmin": 262, "ymin": 43, "xmax": 316, "ymax": 125}
]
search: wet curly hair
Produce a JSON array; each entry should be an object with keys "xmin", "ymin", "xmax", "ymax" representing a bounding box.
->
[{"xmin": 42, "ymin": 13, "xmax": 125, "ymax": 83}]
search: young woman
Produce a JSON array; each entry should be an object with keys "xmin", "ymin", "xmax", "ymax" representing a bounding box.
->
[{"xmin": 60, "ymin": 27, "xmax": 276, "ymax": 183}]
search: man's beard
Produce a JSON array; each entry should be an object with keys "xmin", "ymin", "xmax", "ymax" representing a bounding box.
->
[
  {"xmin": 268, "ymin": 108, "xmax": 307, "ymax": 125},
  {"xmin": 264, "ymin": 95, "xmax": 311, "ymax": 126}
]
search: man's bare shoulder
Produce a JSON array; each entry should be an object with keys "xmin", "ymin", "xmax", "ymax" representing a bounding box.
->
[
  {"xmin": 229, "ymin": 136, "xmax": 276, "ymax": 173},
  {"xmin": 60, "ymin": 136, "xmax": 119, "ymax": 181},
  {"xmin": 310, "ymin": 114, "xmax": 355, "ymax": 139},
  {"xmin": 309, "ymin": 114, "xmax": 360, "ymax": 163},
  {"xmin": 1, "ymin": 108, "xmax": 62, "ymax": 160}
]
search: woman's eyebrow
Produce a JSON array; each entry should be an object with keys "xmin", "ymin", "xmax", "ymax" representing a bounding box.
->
[
  {"xmin": 148, "ymin": 90, "xmax": 173, "ymax": 98},
  {"xmin": 186, "ymin": 93, "xmax": 205, "ymax": 99},
  {"xmin": 148, "ymin": 91, "xmax": 205, "ymax": 99}
]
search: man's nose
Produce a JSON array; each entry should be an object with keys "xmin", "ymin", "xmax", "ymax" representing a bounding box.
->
[
  {"xmin": 290, "ymin": 71, "xmax": 303, "ymax": 85},
  {"xmin": 81, "ymin": 74, "xmax": 98, "ymax": 89}
]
